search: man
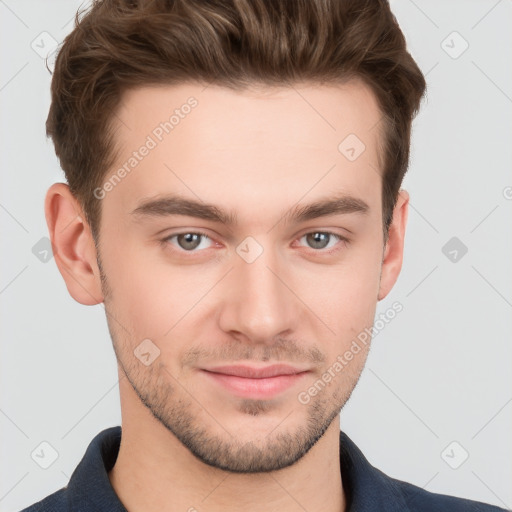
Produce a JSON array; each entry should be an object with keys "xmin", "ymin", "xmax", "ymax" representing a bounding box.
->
[{"xmin": 20, "ymin": 0, "xmax": 506, "ymax": 510}]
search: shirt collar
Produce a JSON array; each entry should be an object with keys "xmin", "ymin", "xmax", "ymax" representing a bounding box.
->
[
  {"xmin": 66, "ymin": 426, "xmax": 410, "ymax": 511},
  {"xmin": 67, "ymin": 426, "xmax": 127, "ymax": 512},
  {"xmin": 339, "ymin": 430, "xmax": 410, "ymax": 511}
]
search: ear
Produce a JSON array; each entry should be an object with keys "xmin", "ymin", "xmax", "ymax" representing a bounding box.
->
[
  {"xmin": 45, "ymin": 182, "xmax": 104, "ymax": 305},
  {"xmin": 378, "ymin": 189, "xmax": 409, "ymax": 301}
]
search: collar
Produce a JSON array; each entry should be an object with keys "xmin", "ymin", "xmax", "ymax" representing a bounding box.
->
[
  {"xmin": 339, "ymin": 430, "xmax": 410, "ymax": 511},
  {"xmin": 66, "ymin": 426, "xmax": 410, "ymax": 511},
  {"xmin": 67, "ymin": 427, "xmax": 127, "ymax": 511}
]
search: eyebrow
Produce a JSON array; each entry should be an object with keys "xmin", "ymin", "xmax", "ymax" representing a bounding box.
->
[{"xmin": 130, "ymin": 193, "xmax": 369, "ymax": 226}]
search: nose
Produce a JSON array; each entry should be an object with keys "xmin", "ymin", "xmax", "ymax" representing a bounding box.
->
[{"xmin": 217, "ymin": 244, "xmax": 300, "ymax": 345}]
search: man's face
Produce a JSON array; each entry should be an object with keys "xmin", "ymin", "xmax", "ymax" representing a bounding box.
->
[{"xmin": 91, "ymin": 81, "xmax": 394, "ymax": 472}]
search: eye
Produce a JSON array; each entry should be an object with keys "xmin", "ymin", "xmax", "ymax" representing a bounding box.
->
[
  {"xmin": 297, "ymin": 231, "xmax": 347, "ymax": 252},
  {"xmin": 162, "ymin": 231, "xmax": 213, "ymax": 252},
  {"xmin": 161, "ymin": 230, "xmax": 348, "ymax": 255}
]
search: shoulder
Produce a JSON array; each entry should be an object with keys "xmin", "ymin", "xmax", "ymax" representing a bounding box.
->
[
  {"xmin": 17, "ymin": 488, "xmax": 67, "ymax": 512},
  {"xmin": 338, "ymin": 430, "xmax": 506, "ymax": 512},
  {"xmin": 390, "ymin": 474, "xmax": 507, "ymax": 512}
]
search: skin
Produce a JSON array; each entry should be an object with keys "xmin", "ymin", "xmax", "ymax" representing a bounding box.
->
[{"xmin": 45, "ymin": 80, "xmax": 408, "ymax": 512}]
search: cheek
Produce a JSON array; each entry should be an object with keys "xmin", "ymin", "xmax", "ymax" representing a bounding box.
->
[
  {"xmin": 310, "ymin": 243, "xmax": 382, "ymax": 319},
  {"xmin": 312, "ymin": 277, "xmax": 378, "ymax": 362},
  {"xmin": 103, "ymin": 242, "xmax": 220, "ymax": 340},
  {"xmin": 304, "ymin": 247, "xmax": 382, "ymax": 366}
]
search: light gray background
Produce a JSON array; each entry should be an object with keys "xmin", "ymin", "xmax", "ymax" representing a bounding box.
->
[{"xmin": 1, "ymin": 0, "xmax": 511, "ymax": 510}]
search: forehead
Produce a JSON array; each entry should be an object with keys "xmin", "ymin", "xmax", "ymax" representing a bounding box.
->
[
  {"xmin": 114, "ymin": 79, "xmax": 383, "ymax": 154},
  {"xmin": 104, "ymin": 80, "xmax": 384, "ymax": 226}
]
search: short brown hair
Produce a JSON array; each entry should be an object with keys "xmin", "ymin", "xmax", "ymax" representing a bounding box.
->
[{"xmin": 47, "ymin": 0, "xmax": 426, "ymax": 244}]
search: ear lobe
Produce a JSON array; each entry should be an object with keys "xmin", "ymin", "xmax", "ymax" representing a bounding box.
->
[
  {"xmin": 45, "ymin": 182, "xmax": 104, "ymax": 305},
  {"xmin": 377, "ymin": 189, "xmax": 409, "ymax": 301}
]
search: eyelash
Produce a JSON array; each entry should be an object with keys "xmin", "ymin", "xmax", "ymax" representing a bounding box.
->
[{"xmin": 160, "ymin": 230, "xmax": 349, "ymax": 256}]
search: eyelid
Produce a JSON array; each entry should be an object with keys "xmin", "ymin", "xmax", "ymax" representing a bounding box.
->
[
  {"xmin": 295, "ymin": 226, "xmax": 350, "ymax": 240},
  {"xmin": 161, "ymin": 230, "xmax": 215, "ymax": 248},
  {"xmin": 295, "ymin": 230, "xmax": 349, "ymax": 254}
]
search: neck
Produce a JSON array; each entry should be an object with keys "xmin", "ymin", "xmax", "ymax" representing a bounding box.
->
[{"xmin": 109, "ymin": 375, "xmax": 346, "ymax": 512}]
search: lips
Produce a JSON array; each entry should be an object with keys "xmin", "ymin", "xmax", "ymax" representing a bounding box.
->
[
  {"xmin": 200, "ymin": 364, "xmax": 310, "ymax": 399},
  {"xmin": 202, "ymin": 364, "xmax": 308, "ymax": 379}
]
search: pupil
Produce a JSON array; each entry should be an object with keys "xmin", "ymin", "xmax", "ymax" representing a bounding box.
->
[
  {"xmin": 308, "ymin": 232, "xmax": 328, "ymax": 249},
  {"xmin": 179, "ymin": 233, "xmax": 200, "ymax": 250}
]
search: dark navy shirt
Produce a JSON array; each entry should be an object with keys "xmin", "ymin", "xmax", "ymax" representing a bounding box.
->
[{"xmin": 19, "ymin": 426, "xmax": 506, "ymax": 511}]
